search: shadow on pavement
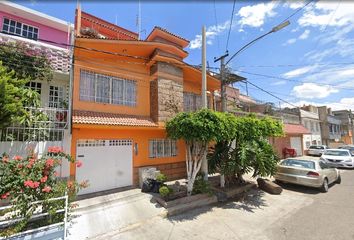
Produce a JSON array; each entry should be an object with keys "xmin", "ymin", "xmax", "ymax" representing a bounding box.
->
[
  {"xmin": 275, "ymin": 181, "xmax": 321, "ymax": 195},
  {"xmin": 167, "ymin": 188, "xmax": 267, "ymax": 223}
]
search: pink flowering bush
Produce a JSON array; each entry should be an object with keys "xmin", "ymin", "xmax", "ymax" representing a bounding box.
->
[{"xmin": 0, "ymin": 147, "xmax": 87, "ymax": 236}]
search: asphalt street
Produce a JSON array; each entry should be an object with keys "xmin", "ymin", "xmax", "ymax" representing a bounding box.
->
[{"xmin": 91, "ymin": 169, "xmax": 354, "ymax": 240}]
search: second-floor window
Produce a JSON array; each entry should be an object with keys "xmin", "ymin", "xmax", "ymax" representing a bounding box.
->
[
  {"xmin": 2, "ymin": 18, "xmax": 39, "ymax": 40},
  {"xmin": 184, "ymin": 92, "xmax": 202, "ymax": 112},
  {"xmin": 80, "ymin": 70, "xmax": 136, "ymax": 106}
]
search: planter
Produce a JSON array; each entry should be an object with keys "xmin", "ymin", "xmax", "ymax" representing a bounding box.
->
[
  {"xmin": 154, "ymin": 193, "xmax": 218, "ymax": 216},
  {"xmin": 0, "ymin": 223, "xmax": 65, "ymax": 240},
  {"xmin": 211, "ymin": 182, "xmax": 257, "ymax": 202}
]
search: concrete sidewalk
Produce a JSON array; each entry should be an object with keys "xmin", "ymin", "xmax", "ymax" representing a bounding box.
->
[
  {"xmin": 67, "ymin": 188, "xmax": 166, "ymax": 240},
  {"xmin": 90, "ymin": 188, "xmax": 313, "ymax": 240}
]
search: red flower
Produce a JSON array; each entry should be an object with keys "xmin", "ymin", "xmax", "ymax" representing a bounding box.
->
[
  {"xmin": 2, "ymin": 156, "xmax": 9, "ymax": 163},
  {"xmin": 48, "ymin": 146, "xmax": 63, "ymax": 154},
  {"xmin": 1, "ymin": 192, "xmax": 10, "ymax": 199},
  {"xmin": 17, "ymin": 164, "xmax": 24, "ymax": 169},
  {"xmin": 24, "ymin": 180, "xmax": 39, "ymax": 189},
  {"xmin": 76, "ymin": 160, "xmax": 83, "ymax": 168},
  {"xmin": 32, "ymin": 182, "xmax": 40, "ymax": 188},
  {"xmin": 45, "ymin": 158, "xmax": 55, "ymax": 168},
  {"xmin": 13, "ymin": 155, "xmax": 23, "ymax": 161},
  {"xmin": 42, "ymin": 186, "xmax": 51, "ymax": 193},
  {"xmin": 24, "ymin": 180, "xmax": 33, "ymax": 188},
  {"xmin": 40, "ymin": 176, "xmax": 48, "ymax": 183}
]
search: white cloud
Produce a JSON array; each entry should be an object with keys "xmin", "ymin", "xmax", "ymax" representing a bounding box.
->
[
  {"xmin": 283, "ymin": 38, "xmax": 296, "ymax": 46},
  {"xmin": 281, "ymin": 98, "xmax": 354, "ymax": 111},
  {"xmin": 286, "ymin": 1, "xmax": 306, "ymax": 10},
  {"xmin": 271, "ymin": 80, "xmax": 287, "ymax": 86},
  {"xmin": 298, "ymin": 2, "xmax": 354, "ymax": 28},
  {"xmin": 292, "ymin": 83, "xmax": 339, "ymax": 99},
  {"xmin": 282, "ymin": 66, "xmax": 317, "ymax": 78},
  {"xmin": 189, "ymin": 21, "xmax": 230, "ymax": 49},
  {"xmin": 237, "ymin": 2, "xmax": 278, "ymax": 29},
  {"xmin": 299, "ymin": 29, "xmax": 310, "ymax": 39}
]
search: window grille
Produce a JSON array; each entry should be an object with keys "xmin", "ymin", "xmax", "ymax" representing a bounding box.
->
[
  {"xmin": 49, "ymin": 86, "xmax": 64, "ymax": 108},
  {"xmin": 2, "ymin": 18, "xmax": 39, "ymax": 40},
  {"xmin": 26, "ymin": 81, "xmax": 42, "ymax": 95},
  {"xmin": 149, "ymin": 139, "xmax": 177, "ymax": 158},
  {"xmin": 80, "ymin": 70, "xmax": 136, "ymax": 106},
  {"xmin": 183, "ymin": 92, "xmax": 203, "ymax": 112}
]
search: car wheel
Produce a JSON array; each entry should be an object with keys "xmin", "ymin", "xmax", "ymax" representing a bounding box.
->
[
  {"xmin": 321, "ymin": 178, "xmax": 329, "ymax": 192},
  {"xmin": 336, "ymin": 175, "xmax": 341, "ymax": 184}
]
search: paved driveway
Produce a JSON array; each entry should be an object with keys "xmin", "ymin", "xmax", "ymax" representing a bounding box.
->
[{"xmin": 91, "ymin": 169, "xmax": 354, "ymax": 240}]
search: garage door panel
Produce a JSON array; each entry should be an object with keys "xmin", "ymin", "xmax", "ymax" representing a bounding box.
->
[
  {"xmin": 290, "ymin": 137, "xmax": 302, "ymax": 157},
  {"xmin": 76, "ymin": 139, "xmax": 133, "ymax": 195}
]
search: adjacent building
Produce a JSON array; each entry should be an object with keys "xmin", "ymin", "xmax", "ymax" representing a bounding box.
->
[
  {"xmin": 333, "ymin": 110, "xmax": 354, "ymax": 145},
  {"xmin": 71, "ymin": 9, "xmax": 220, "ymax": 194},
  {"xmin": 0, "ymin": 1, "xmax": 73, "ymax": 177},
  {"xmin": 300, "ymin": 105, "xmax": 322, "ymax": 149},
  {"xmin": 318, "ymin": 106, "xmax": 342, "ymax": 147}
]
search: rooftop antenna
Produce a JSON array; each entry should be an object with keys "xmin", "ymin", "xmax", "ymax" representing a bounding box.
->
[{"xmin": 137, "ymin": 0, "xmax": 141, "ymax": 40}]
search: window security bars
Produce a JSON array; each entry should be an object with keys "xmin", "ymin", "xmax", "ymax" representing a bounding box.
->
[
  {"xmin": 1, "ymin": 107, "xmax": 68, "ymax": 141},
  {"xmin": 149, "ymin": 139, "xmax": 177, "ymax": 158},
  {"xmin": 2, "ymin": 18, "xmax": 39, "ymax": 40},
  {"xmin": 80, "ymin": 70, "xmax": 137, "ymax": 107}
]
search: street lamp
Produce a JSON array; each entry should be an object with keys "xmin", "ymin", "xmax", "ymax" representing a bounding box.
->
[
  {"xmin": 215, "ymin": 20, "xmax": 291, "ymax": 113},
  {"xmin": 226, "ymin": 20, "xmax": 290, "ymax": 66},
  {"xmin": 214, "ymin": 20, "xmax": 290, "ymax": 187}
]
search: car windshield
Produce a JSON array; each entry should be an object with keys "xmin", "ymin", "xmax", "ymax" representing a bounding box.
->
[
  {"xmin": 309, "ymin": 146, "xmax": 324, "ymax": 150},
  {"xmin": 324, "ymin": 150, "xmax": 350, "ymax": 156},
  {"xmin": 281, "ymin": 159, "xmax": 315, "ymax": 169}
]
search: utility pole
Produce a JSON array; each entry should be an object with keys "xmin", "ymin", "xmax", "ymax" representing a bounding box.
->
[
  {"xmin": 214, "ymin": 51, "xmax": 229, "ymax": 187},
  {"xmin": 201, "ymin": 26, "xmax": 208, "ymax": 181}
]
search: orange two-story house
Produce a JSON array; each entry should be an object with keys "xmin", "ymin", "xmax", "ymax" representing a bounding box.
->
[{"xmin": 70, "ymin": 10, "xmax": 220, "ymax": 194}]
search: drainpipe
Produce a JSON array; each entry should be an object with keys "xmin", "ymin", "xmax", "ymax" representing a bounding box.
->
[{"xmin": 68, "ymin": 26, "xmax": 74, "ymax": 135}]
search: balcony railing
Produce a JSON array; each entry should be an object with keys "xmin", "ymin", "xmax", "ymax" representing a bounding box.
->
[
  {"xmin": 0, "ymin": 33, "xmax": 70, "ymax": 74},
  {"xmin": 1, "ymin": 107, "xmax": 68, "ymax": 142}
]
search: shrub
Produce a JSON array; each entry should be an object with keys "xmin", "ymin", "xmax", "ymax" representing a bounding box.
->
[
  {"xmin": 156, "ymin": 173, "xmax": 167, "ymax": 183},
  {"xmin": 159, "ymin": 186, "xmax": 173, "ymax": 198},
  {"xmin": 192, "ymin": 173, "xmax": 213, "ymax": 195},
  {"xmin": 0, "ymin": 147, "xmax": 87, "ymax": 237}
]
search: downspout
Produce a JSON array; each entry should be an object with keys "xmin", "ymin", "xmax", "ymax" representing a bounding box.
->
[{"xmin": 68, "ymin": 25, "xmax": 74, "ymax": 135}]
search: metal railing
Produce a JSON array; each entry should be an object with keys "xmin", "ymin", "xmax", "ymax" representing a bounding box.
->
[
  {"xmin": 0, "ymin": 195, "xmax": 69, "ymax": 240},
  {"xmin": 1, "ymin": 107, "xmax": 68, "ymax": 142}
]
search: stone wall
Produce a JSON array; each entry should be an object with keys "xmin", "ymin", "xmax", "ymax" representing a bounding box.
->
[{"xmin": 157, "ymin": 78, "xmax": 183, "ymax": 122}]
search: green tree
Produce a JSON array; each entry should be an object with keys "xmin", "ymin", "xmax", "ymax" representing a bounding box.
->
[
  {"xmin": 0, "ymin": 62, "xmax": 27, "ymax": 130},
  {"xmin": 0, "ymin": 42, "xmax": 53, "ymax": 81},
  {"xmin": 208, "ymin": 114, "xmax": 284, "ymax": 186},
  {"xmin": 166, "ymin": 109, "xmax": 235, "ymax": 195}
]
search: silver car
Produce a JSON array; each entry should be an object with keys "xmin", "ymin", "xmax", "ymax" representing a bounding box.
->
[
  {"xmin": 274, "ymin": 157, "xmax": 341, "ymax": 192},
  {"xmin": 308, "ymin": 145, "xmax": 328, "ymax": 156}
]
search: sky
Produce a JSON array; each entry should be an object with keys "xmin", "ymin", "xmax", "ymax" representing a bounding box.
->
[{"xmin": 13, "ymin": 0, "xmax": 354, "ymax": 111}]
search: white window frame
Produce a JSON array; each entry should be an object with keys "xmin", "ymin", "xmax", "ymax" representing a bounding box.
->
[
  {"xmin": 149, "ymin": 139, "xmax": 177, "ymax": 158},
  {"xmin": 49, "ymin": 85, "xmax": 65, "ymax": 108},
  {"xmin": 2, "ymin": 17, "xmax": 39, "ymax": 40},
  {"xmin": 80, "ymin": 69, "xmax": 137, "ymax": 107}
]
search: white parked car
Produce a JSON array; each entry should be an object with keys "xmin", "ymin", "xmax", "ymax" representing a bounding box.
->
[
  {"xmin": 308, "ymin": 145, "xmax": 328, "ymax": 156},
  {"xmin": 320, "ymin": 149, "xmax": 354, "ymax": 169}
]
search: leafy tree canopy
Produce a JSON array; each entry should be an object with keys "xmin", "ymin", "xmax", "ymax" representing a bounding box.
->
[
  {"xmin": 0, "ymin": 42, "xmax": 53, "ymax": 81},
  {"xmin": 166, "ymin": 109, "xmax": 237, "ymax": 143}
]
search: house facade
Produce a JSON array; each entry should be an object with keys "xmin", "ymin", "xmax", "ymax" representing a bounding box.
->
[
  {"xmin": 333, "ymin": 110, "xmax": 354, "ymax": 145},
  {"xmin": 300, "ymin": 105, "xmax": 322, "ymax": 149},
  {"xmin": 318, "ymin": 106, "xmax": 342, "ymax": 147},
  {"xmin": 0, "ymin": 1, "xmax": 73, "ymax": 177},
  {"xmin": 71, "ymin": 9, "xmax": 220, "ymax": 194}
]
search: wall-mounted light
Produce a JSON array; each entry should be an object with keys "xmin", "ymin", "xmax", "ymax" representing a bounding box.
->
[{"xmin": 134, "ymin": 143, "xmax": 138, "ymax": 155}]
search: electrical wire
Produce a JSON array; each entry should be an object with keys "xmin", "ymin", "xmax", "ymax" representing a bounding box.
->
[
  {"xmin": 213, "ymin": 0, "xmax": 221, "ymax": 53},
  {"xmin": 225, "ymin": 0, "xmax": 236, "ymax": 51}
]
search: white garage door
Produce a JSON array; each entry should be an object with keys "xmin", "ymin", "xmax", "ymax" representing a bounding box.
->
[
  {"xmin": 76, "ymin": 139, "xmax": 133, "ymax": 195},
  {"xmin": 290, "ymin": 137, "xmax": 302, "ymax": 157}
]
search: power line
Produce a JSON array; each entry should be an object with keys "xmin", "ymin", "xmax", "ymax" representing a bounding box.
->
[
  {"xmin": 225, "ymin": 0, "xmax": 236, "ymax": 51},
  {"xmin": 280, "ymin": 1, "xmax": 314, "ymax": 23},
  {"xmin": 213, "ymin": 0, "xmax": 221, "ymax": 53},
  {"xmin": 233, "ymin": 61, "xmax": 354, "ymax": 68},
  {"xmin": 236, "ymin": 69, "xmax": 354, "ymax": 91},
  {"xmin": 246, "ymin": 80, "xmax": 299, "ymax": 108}
]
